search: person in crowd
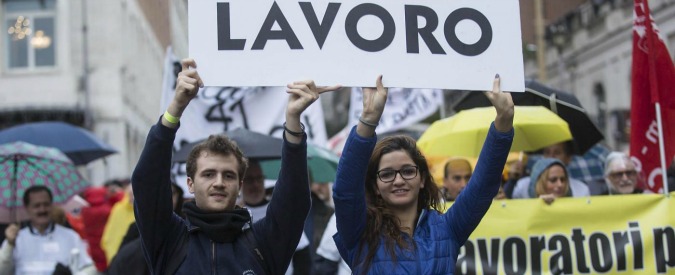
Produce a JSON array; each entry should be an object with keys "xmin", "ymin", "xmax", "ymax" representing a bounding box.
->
[
  {"xmin": 309, "ymin": 180, "xmax": 334, "ymax": 252},
  {"xmin": 107, "ymin": 183, "xmax": 184, "ymax": 275},
  {"xmin": 132, "ymin": 58, "xmax": 339, "ymax": 274},
  {"xmin": 602, "ymin": 152, "xmax": 644, "ymax": 195},
  {"xmin": 81, "ymin": 186, "xmax": 115, "ymax": 272},
  {"xmin": 503, "ymin": 155, "xmax": 526, "ymax": 198},
  {"xmin": 332, "ymin": 75, "xmax": 513, "ymax": 273},
  {"xmin": 103, "ymin": 179, "xmax": 126, "ymax": 205},
  {"xmin": 441, "ymin": 158, "xmax": 472, "ymax": 201},
  {"xmin": 101, "ymin": 182, "xmax": 135, "ymax": 265},
  {"xmin": 0, "ymin": 186, "xmax": 96, "ymax": 274},
  {"xmin": 527, "ymin": 158, "xmax": 571, "ymax": 204},
  {"xmin": 315, "ymin": 214, "xmax": 351, "ymax": 275},
  {"xmin": 511, "ymin": 141, "xmax": 591, "ymax": 198},
  {"xmin": 241, "ymin": 160, "xmax": 312, "ymax": 275}
]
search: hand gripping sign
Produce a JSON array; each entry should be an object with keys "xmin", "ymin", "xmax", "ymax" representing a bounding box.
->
[{"xmin": 189, "ymin": 0, "xmax": 524, "ymax": 92}]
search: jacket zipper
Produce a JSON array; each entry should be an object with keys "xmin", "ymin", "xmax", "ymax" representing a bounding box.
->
[
  {"xmin": 212, "ymin": 241, "xmax": 216, "ymax": 275},
  {"xmin": 414, "ymin": 210, "xmax": 425, "ymax": 274}
]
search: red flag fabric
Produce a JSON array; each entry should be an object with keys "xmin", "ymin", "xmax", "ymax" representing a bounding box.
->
[{"xmin": 630, "ymin": 0, "xmax": 675, "ymax": 193}]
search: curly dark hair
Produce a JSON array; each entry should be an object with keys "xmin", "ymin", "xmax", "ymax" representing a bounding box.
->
[
  {"xmin": 357, "ymin": 135, "xmax": 443, "ymax": 272},
  {"xmin": 186, "ymin": 135, "xmax": 249, "ymax": 180}
]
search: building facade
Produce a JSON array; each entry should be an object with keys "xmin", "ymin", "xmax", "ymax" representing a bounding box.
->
[
  {"xmin": 532, "ymin": 0, "xmax": 675, "ymax": 151},
  {"xmin": 0, "ymin": 0, "xmax": 169, "ymax": 184}
]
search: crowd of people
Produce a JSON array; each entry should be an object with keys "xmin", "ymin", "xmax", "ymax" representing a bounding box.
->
[{"xmin": 0, "ymin": 59, "xmax": 672, "ymax": 275}]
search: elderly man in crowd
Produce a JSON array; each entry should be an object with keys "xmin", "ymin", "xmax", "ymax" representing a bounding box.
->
[{"xmin": 603, "ymin": 152, "xmax": 644, "ymax": 195}]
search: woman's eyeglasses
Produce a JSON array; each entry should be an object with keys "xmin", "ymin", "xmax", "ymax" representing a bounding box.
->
[{"xmin": 377, "ymin": 166, "xmax": 418, "ymax": 183}]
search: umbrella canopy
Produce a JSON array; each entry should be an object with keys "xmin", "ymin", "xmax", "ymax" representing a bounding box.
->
[
  {"xmin": 0, "ymin": 122, "xmax": 117, "ymax": 165},
  {"xmin": 418, "ymin": 106, "xmax": 573, "ymax": 158},
  {"xmin": 451, "ymin": 80, "xmax": 604, "ymax": 154},
  {"xmin": 172, "ymin": 128, "xmax": 283, "ymax": 162},
  {"xmin": 260, "ymin": 144, "xmax": 340, "ymax": 183},
  {"xmin": 0, "ymin": 142, "xmax": 90, "ymax": 222}
]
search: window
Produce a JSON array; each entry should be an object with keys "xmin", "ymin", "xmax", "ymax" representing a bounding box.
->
[{"xmin": 3, "ymin": 0, "xmax": 56, "ymax": 70}]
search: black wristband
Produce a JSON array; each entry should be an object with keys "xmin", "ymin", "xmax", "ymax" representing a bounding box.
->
[
  {"xmin": 284, "ymin": 122, "xmax": 305, "ymax": 137},
  {"xmin": 358, "ymin": 117, "xmax": 379, "ymax": 128}
]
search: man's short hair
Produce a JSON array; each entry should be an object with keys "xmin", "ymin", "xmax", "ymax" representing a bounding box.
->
[
  {"xmin": 23, "ymin": 185, "xmax": 53, "ymax": 206},
  {"xmin": 444, "ymin": 158, "xmax": 472, "ymax": 179},
  {"xmin": 186, "ymin": 135, "xmax": 249, "ymax": 179}
]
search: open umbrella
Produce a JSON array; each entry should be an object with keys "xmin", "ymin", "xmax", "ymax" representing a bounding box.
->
[
  {"xmin": 418, "ymin": 106, "xmax": 572, "ymax": 158},
  {"xmin": 0, "ymin": 122, "xmax": 117, "ymax": 165},
  {"xmin": 172, "ymin": 128, "xmax": 283, "ymax": 162},
  {"xmin": 451, "ymin": 80, "xmax": 604, "ymax": 154},
  {"xmin": 0, "ymin": 142, "xmax": 90, "ymax": 222},
  {"xmin": 260, "ymin": 144, "xmax": 340, "ymax": 183}
]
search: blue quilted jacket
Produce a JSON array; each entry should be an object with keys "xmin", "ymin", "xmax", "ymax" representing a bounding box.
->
[{"xmin": 333, "ymin": 123, "xmax": 513, "ymax": 274}]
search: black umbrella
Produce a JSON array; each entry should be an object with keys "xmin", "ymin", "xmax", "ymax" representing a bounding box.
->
[
  {"xmin": 0, "ymin": 122, "xmax": 117, "ymax": 165},
  {"xmin": 172, "ymin": 128, "xmax": 283, "ymax": 162},
  {"xmin": 451, "ymin": 79, "xmax": 604, "ymax": 154}
]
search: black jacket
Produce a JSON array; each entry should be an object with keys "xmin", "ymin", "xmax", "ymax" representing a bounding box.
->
[{"xmin": 132, "ymin": 120, "xmax": 311, "ymax": 274}]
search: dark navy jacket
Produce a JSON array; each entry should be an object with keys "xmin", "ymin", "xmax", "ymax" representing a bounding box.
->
[
  {"xmin": 132, "ymin": 121, "xmax": 310, "ymax": 275},
  {"xmin": 333, "ymin": 124, "xmax": 513, "ymax": 274}
]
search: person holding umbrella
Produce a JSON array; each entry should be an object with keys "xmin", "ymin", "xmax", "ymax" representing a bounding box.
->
[
  {"xmin": 332, "ymin": 75, "xmax": 514, "ymax": 274},
  {"xmin": 132, "ymin": 58, "xmax": 340, "ymax": 274},
  {"xmin": 0, "ymin": 186, "xmax": 96, "ymax": 274}
]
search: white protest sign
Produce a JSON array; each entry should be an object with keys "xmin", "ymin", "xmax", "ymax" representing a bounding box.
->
[{"xmin": 189, "ymin": 0, "xmax": 524, "ymax": 91}]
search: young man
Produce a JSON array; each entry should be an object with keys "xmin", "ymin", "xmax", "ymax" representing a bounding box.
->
[
  {"xmin": 0, "ymin": 186, "xmax": 95, "ymax": 275},
  {"xmin": 442, "ymin": 158, "xmax": 473, "ymax": 201},
  {"xmin": 132, "ymin": 59, "xmax": 339, "ymax": 274}
]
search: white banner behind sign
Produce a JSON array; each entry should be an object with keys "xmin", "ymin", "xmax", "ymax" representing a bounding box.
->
[
  {"xmin": 349, "ymin": 88, "xmax": 441, "ymax": 133},
  {"xmin": 189, "ymin": 0, "xmax": 524, "ymax": 91},
  {"xmin": 328, "ymin": 88, "xmax": 441, "ymax": 154},
  {"xmin": 160, "ymin": 50, "xmax": 328, "ymax": 196}
]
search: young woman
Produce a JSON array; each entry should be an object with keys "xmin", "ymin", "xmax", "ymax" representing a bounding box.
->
[
  {"xmin": 333, "ymin": 75, "xmax": 514, "ymax": 274},
  {"xmin": 528, "ymin": 158, "xmax": 571, "ymax": 204}
]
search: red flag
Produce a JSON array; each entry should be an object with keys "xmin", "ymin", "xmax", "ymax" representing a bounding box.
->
[{"xmin": 630, "ymin": 0, "xmax": 675, "ymax": 193}]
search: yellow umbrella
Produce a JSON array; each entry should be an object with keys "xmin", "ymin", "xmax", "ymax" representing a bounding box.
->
[{"xmin": 418, "ymin": 106, "xmax": 572, "ymax": 158}]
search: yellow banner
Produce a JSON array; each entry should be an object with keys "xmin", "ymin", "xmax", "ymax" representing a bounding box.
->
[{"xmin": 448, "ymin": 194, "xmax": 675, "ymax": 274}]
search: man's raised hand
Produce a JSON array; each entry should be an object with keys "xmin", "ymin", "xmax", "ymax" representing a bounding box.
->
[
  {"xmin": 173, "ymin": 58, "xmax": 204, "ymax": 108},
  {"xmin": 284, "ymin": 80, "xmax": 341, "ymax": 143},
  {"xmin": 286, "ymin": 80, "xmax": 341, "ymax": 118},
  {"xmin": 162, "ymin": 58, "xmax": 204, "ymax": 128}
]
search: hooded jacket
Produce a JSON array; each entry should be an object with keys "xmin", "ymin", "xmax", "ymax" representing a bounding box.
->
[{"xmin": 333, "ymin": 123, "xmax": 513, "ymax": 274}]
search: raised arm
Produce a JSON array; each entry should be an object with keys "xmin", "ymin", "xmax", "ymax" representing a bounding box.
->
[
  {"xmin": 333, "ymin": 76, "xmax": 387, "ymax": 251},
  {"xmin": 445, "ymin": 75, "xmax": 514, "ymax": 242},
  {"xmin": 256, "ymin": 80, "xmax": 340, "ymax": 274},
  {"xmin": 131, "ymin": 58, "xmax": 202, "ymax": 273},
  {"xmin": 162, "ymin": 58, "xmax": 204, "ymax": 129}
]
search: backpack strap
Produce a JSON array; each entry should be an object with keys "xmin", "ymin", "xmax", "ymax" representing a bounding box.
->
[
  {"xmin": 243, "ymin": 223, "xmax": 272, "ymax": 275},
  {"xmin": 163, "ymin": 218, "xmax": 190, "ymax": 275}
]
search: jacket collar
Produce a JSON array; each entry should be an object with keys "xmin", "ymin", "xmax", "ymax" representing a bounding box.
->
[{"xmin": 28, "ymin": 222, "xmax": 56, "ymax": 235}]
